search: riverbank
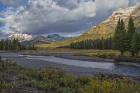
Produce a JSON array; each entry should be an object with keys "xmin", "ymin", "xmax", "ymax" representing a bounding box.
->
[{"xmin": 19, "ymin": 49, "xmax": 140, "ymax": 64}]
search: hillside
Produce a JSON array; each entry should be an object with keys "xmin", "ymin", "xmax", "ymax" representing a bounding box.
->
[
  {"xmin": 37, "ymin": 4, "xmax": 140, "ymax": 49},
  {"xmin": 80, "ymin": 4, "xmax": 140, "ymax": 40}
]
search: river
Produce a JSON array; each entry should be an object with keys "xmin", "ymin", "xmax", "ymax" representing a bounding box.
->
[{"xmin": 0, "ymin": 52, "xmax": 140, "ymax": 77}]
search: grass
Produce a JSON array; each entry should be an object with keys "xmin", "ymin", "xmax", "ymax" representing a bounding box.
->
[
  {"xmin": 75, "ymin": 50, "xmax": 121, "ymax": 58},
  {"xmin": 20, "ymin": 68, "xmax": 140, "ymax": 93},
  {"xmin": 0, "ymin": 59, "xmax": 140, "ymax": 93},
  {"xmin": 74, "ymin": 50, "xmax": 140, "ymax": 62},
  {"xmin": 33, "ymin": 48, "xmax": 139, "ymax": 58},
  {"xmin": 0, "ymin": 60, "xmax": 20, "ymax": 90}
]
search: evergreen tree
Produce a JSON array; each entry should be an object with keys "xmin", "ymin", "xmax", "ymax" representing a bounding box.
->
[
  {"xmin": 127, "ymin": 17, "xmax": 136, "ymax": 56},
  {"xmin": 131, "ymin": 32, "xmax": 140, "ymax": 56},
  {"xmin": 113, "ymin": 18, "xmax": 121, "ymax": 50},
  {"xmin": 113, "ymin": 19, "xmax": 127, "ymax": 55},
  {"xmin": 127, "ymin": 17, "xmax": 135, "ymax": 40},
  {"xmin": 119, "ymin": 20, "xmax": 127, "ymax": 55},
  {"xmin": 69, "ymin": 39, "xmax": 112, "ymax": 49},
  {"xmin": 0, "ymin": 39, "xmax": 36, "ymax": 51}
]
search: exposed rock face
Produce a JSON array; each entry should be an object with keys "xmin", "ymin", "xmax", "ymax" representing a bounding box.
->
[
  {"xmin": 104, "ymin": 5, "xmax": 138, "ymax": 24},
  {"xmin": 9, "ymin": 33, "xmax": 32, "ymax": 41}
]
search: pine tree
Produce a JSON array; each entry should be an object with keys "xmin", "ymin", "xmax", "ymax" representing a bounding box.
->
[
  {"xmin": 113, "ymin": 18, "xmax": 121, "ymax": 50},
  {"xmin": 127, "ymin": 17, "xmax": 136, "ymax": 56},
  {"xmin": 119, "ymin": 20, "xmax": 128, "ymax": 55},
  {"xmin": 127, "ymin": 17, "xmax": 135, "ymax": 40},
  {"xmin": 113, "ymin": 19, "xmax": 127, "ymax": 55},
  {"xmin": 131, "ymin": 32, "xmax": 140, "ymax": 56}
]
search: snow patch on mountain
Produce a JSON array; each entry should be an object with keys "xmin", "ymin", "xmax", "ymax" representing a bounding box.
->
[{"xmin": 9, "ymin": 33, "xmax": 32, "ymax": 41}]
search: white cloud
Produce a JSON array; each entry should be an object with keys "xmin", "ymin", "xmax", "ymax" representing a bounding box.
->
[
  {"xmin": 27, "ymin": 0, "xmax": 96, "ymax": 22},
  {"xmin": 95, "ymin": 0, "xmax": 129, "ymax": 13},
  {"xmin": 130, "ymin": 0, "xmax": 140, "ymax": 5}
]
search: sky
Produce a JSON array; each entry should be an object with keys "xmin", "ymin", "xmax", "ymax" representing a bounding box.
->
[{"xmin": 0, "ymin": 0, "xmax": 140, "ymax": 38}]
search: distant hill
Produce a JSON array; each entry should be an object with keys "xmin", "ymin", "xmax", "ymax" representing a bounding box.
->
[
  {"xmin": 21, "ymin": 34, "xmax": 70, "ymax": 45},
  {"xmin": 37, "ymin": 4, "xmax": 140, "ymax": 48},
  {"xmin": 47, "ymin": 34, "xmax": 70, "ymax": 42},
  {"xmin": 21, "ymin": 36, "xmax": 50, "ymax": 45}
]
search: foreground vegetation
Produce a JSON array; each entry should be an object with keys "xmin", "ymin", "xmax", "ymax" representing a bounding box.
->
[{"xmin": 0, "ymin": 59, "xmax": 140, "ymax": 93}]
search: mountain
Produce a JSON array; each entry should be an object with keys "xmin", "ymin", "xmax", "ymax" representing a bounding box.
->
[
  {"xmin": 21, "ymin": 34, "xmax": 71, "ymax": 45},
  {"xmin": 47, "ymin": 34, "xmax": 70, "ymax": 42},
  {"xmin": 77, "ymin": 4, "xmax": 140, "ymax": 41},
  {"xmin": 9, "ymin": 34, "xmax": 32, "ymax": 41},
  {"xmin": 38, "ymin": 4, "xmax": 140, "ymax": 48},
  {"xmin": 21, "ymin": 36, "xmax": 50, "ymax": 45}
]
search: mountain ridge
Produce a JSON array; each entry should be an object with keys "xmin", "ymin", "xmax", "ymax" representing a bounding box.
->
[{"xmin": 21, "ymin": 34, "xmax": 71, "ymax": 45}]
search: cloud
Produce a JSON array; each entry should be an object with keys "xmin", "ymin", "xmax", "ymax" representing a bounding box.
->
[
  {"xmin": 0, "ymin": 0, "xmax": 18, "ymax": 5},
  {"xmin": 95, "ymin": 0, "xmax": 129, "ymax": 16},
  {"xmin": 95, "ymin": 0, "xmax": 129, "ymax": 10},
  {"xmin": 1, "ymin": 0, "xmax": 140, "ymax": 37},
  {"xmin": 130, "ymin": 0, "xmax": 140, "ymax": 5},
  {"xmin": 2, "ymin": 0, "xmax": 96, "ymax": 35}
]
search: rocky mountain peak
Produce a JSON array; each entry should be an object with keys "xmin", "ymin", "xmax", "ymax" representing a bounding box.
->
[{"xmin": 103, "ymin": 4, "xmax": 139, "ymax": 25}]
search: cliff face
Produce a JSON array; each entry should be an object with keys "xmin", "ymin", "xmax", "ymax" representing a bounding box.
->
[{"xmin": 81, "ymin": 4, "xmax": 140, "ymax": 40}]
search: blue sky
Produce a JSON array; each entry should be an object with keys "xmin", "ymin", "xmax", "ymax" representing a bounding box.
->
[{"xmin": 0, "ymin": 0, "xmax": 140, "ymax": 38}]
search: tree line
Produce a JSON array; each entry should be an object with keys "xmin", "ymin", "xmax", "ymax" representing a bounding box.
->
[
  {"xmin": 69, "ymin": 17, "xmax": 140, "ymax": 56},
  {"xmin": 0, "ymin": 39, "xmax": 36, "ymax": 51},
  {"xmin": 69, "ymin": 38, "xmax": 112, "ymax": 49}
]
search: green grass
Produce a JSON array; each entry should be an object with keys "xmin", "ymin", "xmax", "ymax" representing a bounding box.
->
[
  {"xmin": 38, "ymin": 48, "xmax": 139, "ymax": 59},
  {"xmin": 0, "ymin": 82, "xmax": 15, "ymax": 89},
  {"xmin": 20, "ymin": 68, "xmax": 140, "ymax": 93},
  {"xmin": 0, "ymin": 60, "xmax": 20, "ymax": 90},
  {"xmin": 76, "ymin": 50, "xmax": 120, "ymax": 58},
  {"xmin": 76, "ymin": 50, "xmax": 140, "ymax": 59}
]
